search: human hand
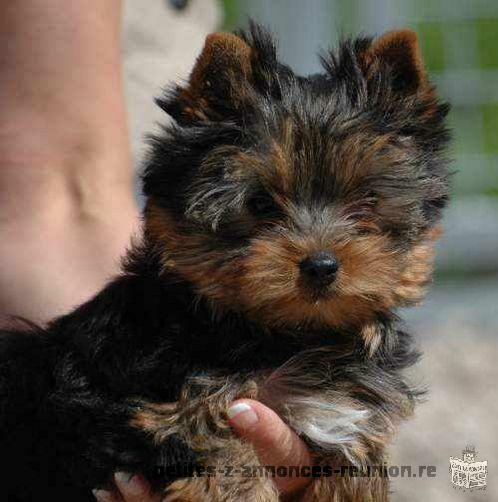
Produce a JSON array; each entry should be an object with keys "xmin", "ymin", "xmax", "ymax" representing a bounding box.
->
[
  {"xmin": 227, "ymin": 399, "xmax": 312, "ymax": 495},
  {"xmin": 93, "ymin": 399, "xmax": 312, "ymax": 501}
]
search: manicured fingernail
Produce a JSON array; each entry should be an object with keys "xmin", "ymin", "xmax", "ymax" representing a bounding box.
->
[
  {"xmin": 114, "ymin": 472, "xmax": 146, "ymax": 494},
  {"xmin": 115, "ymin": 471, "xmax": 134, "ymax": 484},
  {"xmin": 228, "ymin": 402, "xmax": 259, "ymax": 427}
]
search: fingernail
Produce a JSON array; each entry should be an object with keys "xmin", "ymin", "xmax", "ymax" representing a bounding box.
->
[
  {"xmin": 228, "ymin": 402, "xmax": 259, "ymax": 427},
  {"xmin": 115, "ymin": 471, "xmax": 134, "ymax": 484},
  {"xmin": 114, "ymin": 471, "xmax": 146, "ymax": 494}
]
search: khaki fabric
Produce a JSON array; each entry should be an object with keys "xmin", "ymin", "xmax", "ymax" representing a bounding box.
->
[{"xmin": 123, "ymin": 0, "xmax": 222, "ymax": 166}]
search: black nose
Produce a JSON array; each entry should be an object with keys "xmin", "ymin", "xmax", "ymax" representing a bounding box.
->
[{"xmin": 299, "ymin": 251, "xmax": 339, "ymax": 286}]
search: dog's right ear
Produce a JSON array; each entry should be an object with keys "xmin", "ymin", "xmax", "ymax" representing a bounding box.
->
[
  {"xmin": 159, "ymin": 32, "xmax": 254, "ymax": 123},
  {"xmin": 189, "ymin": 33, "xmax": 253, "ymax": 104}
]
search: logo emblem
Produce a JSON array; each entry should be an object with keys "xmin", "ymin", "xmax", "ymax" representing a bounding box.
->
[{"xmin": 449, "ymin": 445, "xmax": 487, "ymax": 491}]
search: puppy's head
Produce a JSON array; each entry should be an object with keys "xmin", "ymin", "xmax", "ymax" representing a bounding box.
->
[{"xmin": 144, "ymin": 24, "xmax": 451, "ymax": 331}]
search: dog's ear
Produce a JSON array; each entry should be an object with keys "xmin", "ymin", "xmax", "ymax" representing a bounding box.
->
[
  {"xmin": 369, "ymin": 29, "xmax": 426, "ymax": 93},
  {"xmin": 189, "ymin": 32, "xmax": 252, "ymax": 100},
  {"xmin": 162, "ymin": 32, "xmax": 254, "ymax": 123}
]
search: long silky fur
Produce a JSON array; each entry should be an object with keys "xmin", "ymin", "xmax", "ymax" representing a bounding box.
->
[{"xmin": 0, "ymin": 23, "xmax": 450, "ymax": 501}]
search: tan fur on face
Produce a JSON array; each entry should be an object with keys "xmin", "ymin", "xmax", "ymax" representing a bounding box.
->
[
  {"xmin": 393, "ymin": 225, "xmax": 441, "ymax": 304},
  {"xmin": 238, "ymin": 228, "xmax": 397, "ymax": 328},
  {"xmin": 146, "ymin": 199, "xmax": 439, "ymax": 334},
  {"xmin": 241, "ymin": 224, "xmax": 440, "ymax": 329},
  {"xmin": 146, "ymin": 203, "xmax": 244, "ymax": 305}
]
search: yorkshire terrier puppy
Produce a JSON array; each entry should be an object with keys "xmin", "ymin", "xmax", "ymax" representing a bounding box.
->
[{"xmin": 0, "ymin": 24, "xmax": 450, "ymax": 501}]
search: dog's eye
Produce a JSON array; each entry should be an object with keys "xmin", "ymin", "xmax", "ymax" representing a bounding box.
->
[
  {"xmin": 247, "ymin": 194, "xmax": 280, "ymax": 218},
  {"xmin": 169, "ymin": 0, "xmax": 189, "ymax": 11},
  {"xmin": 347, "ymin": 191, "xmax": 378, "ymax": 217},
  {"xmin": 364, "ymin": 190, "xmax": 378, "ymax": 205},
  {"xmin": 356, "ymin": 221, "xmax": 380, "ymax": 236}
]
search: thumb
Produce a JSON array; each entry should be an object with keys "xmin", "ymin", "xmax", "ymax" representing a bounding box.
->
[{"xmin": 228, "ymin": 399, "xmax": 312, "ymax": 494}]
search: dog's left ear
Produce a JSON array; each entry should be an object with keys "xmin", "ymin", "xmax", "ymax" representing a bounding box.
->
[{"xmin": 369, "ymin": 29, "xmax": 426, "ymax": 93}]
